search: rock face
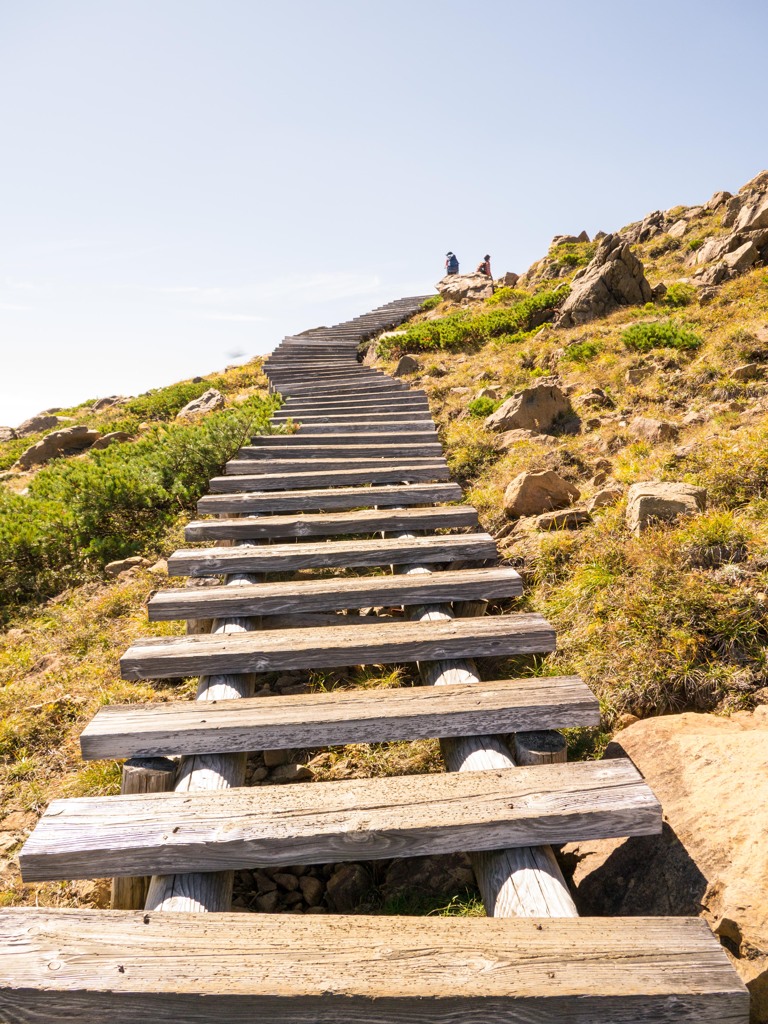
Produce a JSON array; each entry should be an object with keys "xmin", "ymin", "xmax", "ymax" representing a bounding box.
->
[
  {"xmin": 91, "ymin": 396, "xmax": 127, "ymax": 412},
  {"xmin": 691, "ymin": 172, "xmax": 768, "ymax": 291},
  {"xmin": 626, "ymin": 481, "xmax": 706, "ymax": 534},
  {"xmin": 0, "ymin": 427, "xmax": 16, "ymax": 442},
  {"xmin": 562, "ymin": 710, "xmax": 768, "ymax": 1019},
  {"xmin": 555, "ymin": 234, "xmax": 655, "ymax": 328},
  {"xmin": 13, "ymin": 426, "xmax": 101, "ymax": 471},
  {"xmin": 176, "ymin": 388, "xmax": 225, "ymax": 420},
  {"xmin": 15, "ymin": 414, "xmax": 60, "ymax": 438},
  {"xmin": 393, "ymin": 354, "xmax": 419, "ymax": 376},
  {"xmin": 503, "ymin": 470, "xmax": 580, "ymax": 518},
  {"xmin": 628, "ymin": 416, "xmax": 679, "ymax": 444},
  {"xmin": 485, "ymin": 381, "xmax": 571, "ymax": 433},
  {"xmin": 436, "ymin": 273, "xmax": 494, "ymax": 302}
]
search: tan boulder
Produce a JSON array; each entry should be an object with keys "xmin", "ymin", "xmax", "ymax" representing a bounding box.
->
[
  {"xmin": 503, "ymin": 470, "xmax": 580, "ymax": 518},
  {"xmin": 587, "ymin": 486, "xmax": 623, "ymax": 511},
  {"xmin": 562, "ymin": 710, "xmax": 768, "ymax": 1018},
  {"xmin": 393, "ymin": 354, "xmax": 419, "ymax": 376},
  {"xmin": 436, "ymin": 273, "xmax": 493, "ymax": 302},
  {"xmin": 91, "ymin": 431, "xmax": 133, "ymax": 450},
  {"xmin": 732, "ymin": 363, "xmax": 762, "ymax": 382},
  {"xmin": 485, "ymin": 381, "xmax": 571, "ymax": 433},
  {"xmin": 496, "ymin": 428, "xmax": 561, "ymax": 450},
  {"xmin": 13, "ymin": 425, "xmax": 101, "ymax": 471},
  {"xmin": 628, "ymin": 416, "xmax": 680, "ymax": 444},
  {"xmin": 626, "ymin": 481, "xmax": 706, "ymax": 534},
  {"xmin": 176, "ymin": 388, "xmax": 225, "ymax": 420},
  {"xmin": 15, "ymin": 413, "xmax": 60, "ymax": 438},
  {"xmin": 533, "ymin": 509, "xmax": 591, "ymax": 530}
]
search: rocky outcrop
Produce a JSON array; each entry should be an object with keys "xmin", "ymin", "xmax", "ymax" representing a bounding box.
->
[
  {"xmin": 105, "ymin": 556, "xmax": 151, "ymax": 577},
  {"xmin": 690, "ymin": 172, "xmax": 768, "ymax": 291},
  {"xmin": 562, "ymin": 710, "xmax": 768, "ymax": 1019},
  {"xmin": 503, "ymin": 470, "xmax": 580, "ymax": 518},
  {"xmin": 436, "ymin": 273, "xmax": 494, "ymax": 302},
  {"xmin": 626, "ymin": 481, "xmax": 706, "ymax": 534},
  {"xmin": 176, "ymin": 388, "xmax": 225, "ymax": 420},
  {"xmin": 624, "ymin": 210, "xmax": 667, "ymax": 245},
  {"xmin": 15, "ymin": 413, "xmax": 60, "ymax": 438},
  {"xmin": 393, "ymin": 354, "xmax": 419, "ymax": 376},
  {"xmin": 555, "ymin": 234, "xmax": 656, "ymax": 328},
  {"xmin": 485, "ymin": 381, "xmax": 572, "ymax": 433},
  {"xmin": 91, "ymin": 396, "xmax": 127, "ymax": 412},
  {"xmin": 91, "ymin": 431, "xmax": 133, "ymax": 450},
  {"xmin": 13, "ymin": 425, "xmax": 101, "ymax": 471},
  {"xmin": 0, "ymin": 427, "xmax": 16, "ymax": 442}
]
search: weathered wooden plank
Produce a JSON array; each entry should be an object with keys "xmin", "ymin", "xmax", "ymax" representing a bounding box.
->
[
  {"xmin": 197, "ymin": 482, "xmax": 463, "ymax": 514},
  {"xmin": 167, "ymin": 533, "xmax": 496, "ymax": 576},
  {"xmin": 0, "ymin": 908, "xmax": 747, "ymax": 1022},
  {"xmin": 20, "ymin": 759, "xmax": 661, "ymax": 881},
  {"xmin": 208, "ymin": 464, "xmax": 450, "ymax": 492},
  {"xmin": 277, "ymin": 397, "xmax": 429, "ymax": 412},
  {"xmin": 184, "ymin": 505, "xmax": 478, "ymax": 540},
  {"xmin": 286, "ymin": 422, "xmax": 436, "ymax": 435},
  {"xmin": 282, "ymin": 383, "xmax": 410, "ymax": 398},
  {"xmin": 81, "ymin": 676, "xmax": 598, "ymax": 760},
  {"xmin": 273, "ymin": 412, "xmax": 435, "ymax": 424},
  {"xmin": 235, "ymin": 443, "xmax": 444, "ymax": 459},
  {"xmin": 224, "ymin": 456, "xmax": 447, "ymax": 476},
  {"xmin": 250, "ymin": 432, "xmax": 437, "ymax": 448},
  {"xmin": 149, "ymin": 566, "xmax": 521, "ymax": 620},
  {"xmin": 120, "ymin": 614, "xmax": 554, "ymax": 679}
]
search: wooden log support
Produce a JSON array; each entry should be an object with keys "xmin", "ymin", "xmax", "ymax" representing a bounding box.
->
[
  {"xmin": 515, "ymin": 729, "xmax": 568, "ymax": 765},
  {"xmin": 109, "ymin": 758, "xmax": 176, "ymax": 910}
]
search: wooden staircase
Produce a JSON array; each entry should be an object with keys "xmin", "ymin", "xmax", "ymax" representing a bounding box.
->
[{"xmin": 1, "ymin": 296, "xmax": 748, "ymax": 1021}]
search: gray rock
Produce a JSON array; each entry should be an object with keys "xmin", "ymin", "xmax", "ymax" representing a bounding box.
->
[
  {"xmin": 732, "ymin": 362, "xmax": 762, "ymax": 381},
  {"xmin": 176, "ymin": 388, "xmax": 225, "ymax": 420},
  {"xmin": 555, "ymin": 234, "xmax": 654, "ymax": 328},
  {"xmin": 587, "ymin": 486, "xmax": 623, "ymax": 511},
  {"xmin": 13, "ymin": 425, "xmax": 101, "ymax": 471},
  {"xmin": 626, "ymin": 481, "xmax": 706, "ymax": 535},
  {"xmin": 534, "ymin": 509, "xmax": 591, "ymax": 530},
  {"xmin": 721, "ymin": 195, "xmax": 743, "ymax": 228},
  {"xmin": 91, "ymin": 431, "xmax": 133, "ymax": 450},
  {"xmin": 436, "ymin": 273, "xmax": 494, "ymax": 302},
  {"xmin": 625, "ymin": 211, "xmax": 666, "ymax": 245},
  {"xmin": 15, "ymin": 414, "xmax": 60, "ymax": 438},
  {"xmin": 269, "ymin": 763, "xmax": 314, "ymax": 784},
  {"xmin": 91, "ymin": 396, "xmax": 126, "ymax": 412},
  {"xmin": 299, "ymin": 874, "xmax": 325, "ymax": 906},
  {"xmin": 734, "ymin": 194, "xmax": 768, "ymax": 234},
  {"xmin": 485, "ymin": 382, "xmax": 571, "ymax": 433},
  {"xmin": 105, "ymin": 556, "xmax": 151, "ymax": 577},
  {"xmin": 628, "ymin": 416, "xmax": 679, "ymax": 444},
  {"xmin": 393, "ymin": 354, "xmax": 419, "ymax": 376},
  {"xmin": 0, "ymin": 427, "xmax": 16, "ymax": 442},
  {"xmin": 502, "ymin": 271, "xmax": 520, "ymax": 287},
  {"xmin": 705, "ymin": 190, "xmax": 732, "ymax": 211},
  {"xmin": 667, "ymin": 219, "xmax": 688, "ymax": 239},
  {"xmin": 496, "ymin": 428, "xmax": 561, "ymax": 450},
  {"xmin": 475, "ymin": 386, "xmax": 500, "ymax": 401},
  {"xmin": 722, "ymin": 240, "xmax": 759, "ymax": 273},
  {"xmin": 503, "ymin": 470, "xmax": 580, "ymax": 518},
  {"xmin": 326, "ymin": 863, "xmax": 372, "ymax": 913},
  {"xmin": 625, "ymin": 366, "xmax": 651, "ymax": 385}
]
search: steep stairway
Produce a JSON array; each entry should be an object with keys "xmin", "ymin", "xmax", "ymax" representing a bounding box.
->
[{"xmin": 2, "ymin": 296, "xmax": 748, "ymax": 1021}]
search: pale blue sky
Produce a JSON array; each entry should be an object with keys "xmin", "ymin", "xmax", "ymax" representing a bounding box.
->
[{"xmin": 1, "ymin": 0, "xmax": 766, "ymax": 424}]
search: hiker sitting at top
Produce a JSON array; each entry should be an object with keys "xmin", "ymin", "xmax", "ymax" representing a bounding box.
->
[
  {"xmin": 476, "ymin": 254, "xmax": 492, "ymax": 278},
  {"xmin": 445, "ymin": 251, "xmax": 459, "ymax": 275}
]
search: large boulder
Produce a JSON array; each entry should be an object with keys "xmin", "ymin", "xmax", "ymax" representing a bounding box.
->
[
  {"xmin": 13, "ymin": 425, "xmax": 101, "ymax": 471},
  {"xmin": 503, "ymin": 470, "xmax": 580, "ymax": 518},
  {"xmin": 626, "ymin": 481, "xmax": 706, "ymax": 534},
  {"xmin": 15, "ymin": 413, "xmax": 60, "ymax": 438},
  {"xmin": 563, "ymin": 710, "xmax": 768, "ymax": 1018},
  {"xmin": 485, "ymin": 381, "xmax": 571, "ymax": 433},
  {"xmin": 436, "ymin": 273, "xmax": 494, "ymax": 302},
  {"xmin": 393, "ymin": 354, "xmax": 419, "ymax": 376},
  {"xmin": 0, "ymin": 427, "xmax": 16, "ymax": 442},
  {"xmin": 555, "ymin": 234, "xmax": 655, "ymax": 328},
  {"xmin": 176, "ymin": 388, "xmax": 225, "ymax": 420},
  {"xmin": 628, "ymin": 416, "xmax": 679, "ymax": 444}
]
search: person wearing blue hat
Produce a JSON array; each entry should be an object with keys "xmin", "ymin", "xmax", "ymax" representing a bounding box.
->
[{"xmin": 445, "ymin": 251, "xmax": 459, "ymax": 275}]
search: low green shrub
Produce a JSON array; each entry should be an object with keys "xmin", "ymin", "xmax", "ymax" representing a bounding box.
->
[
  {"xmin": 485, "ymin": 287, "xmax": 527, "ymax": 306},
  {"xmin": 378, "ymin": 286, "xmax": 569, "ymax": 357},
  {"xmin": 561, "ymin": 339, "xmax": 602, "ymax": 363},
  {"xmin": 467, "ymin": 396, "xmax": 500, "ymax": 418},
  {"xmin": 664, "ymin": 282, "xmax": 697, "ymax": 308},
  {"xmin": 621, "ymin": 320, "xmax": 702, "ymax": 353},
  {"xmin": 0, "ymin": 395, "xmax": 279, "ymax": 616},
  {"xmin": 420, "ymin": 295, "xmax": 442, "ymax": 311},
  {"xmin": 548, "ymin": 241, "xmax": 597, "ymax": 272}
]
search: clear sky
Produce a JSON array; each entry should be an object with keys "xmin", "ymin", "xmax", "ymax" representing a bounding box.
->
[{"xmin": 1, "ymin": 0, "xmax": 766, "ymax": 425}]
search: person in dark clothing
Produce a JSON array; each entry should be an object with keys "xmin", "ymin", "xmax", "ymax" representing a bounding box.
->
[
  {"xmin": 476, "ymin": 254, "xmax": 492, "ymax": 277},
  {"xmin": 445, "ymin": 251, "xmax": 459, "ymax": 275}
]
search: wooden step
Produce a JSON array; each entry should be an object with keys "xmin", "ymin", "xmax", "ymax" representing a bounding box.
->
[
  {"xmin": 198, "ymin": 482, "xmax": 463, "ymax": 514},
  {"xmin": 120, "ymin": 614, "xmax": 553, "ymax": 679},
  {"xmin": 272, "ymin": 410, "xmax": 434, "ymax": 422},
  {"xmin": 150, "ymin": 565, "xmax": 520, "ymax": 620},
  {"xmin": 280, "ymin": 383, "xmax": 409, "ymax": 397},
  {"xmin": 184, "ymin": 504, "xmax": 478, "ymax": 540},
  {"xmin": 81, "ymin": 675, "xmax": 598, "ymax": 759},
  {"xmin": 0, "ymin": 908, "xmax": 747, "ymax": 1022},
  {"xmin": 167, "ymin": 532, "xmax": 496, "ymax": 576},
  {"xmin": 279, "ymin": 394, "xmax": 428, "ymax": 408},
  {"xmin": 235, "ymin": 443, "xmax": 444, "ymax": 459},
  {"xmin": 285, "ymin": 422, "xmax": 436, "ymax": 435},
  {"xmin": 20, "ymin": 759, "xmax": 660, "ymax": 881},
  {"xmin": 250, "ymin": 432, "xmax": 438, "ymax": 448},
  {"xmin": 224, "ymin": 456, "xmax": 447, "ymax": 476},
  {"xmin": 208, "ymin": 464, "xmax": 450, "ymax": 492}
]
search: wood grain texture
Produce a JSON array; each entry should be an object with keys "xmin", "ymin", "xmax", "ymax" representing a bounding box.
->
[
  {"xmin": 20, "ymin": 759, "xmax": 661, "ymax": 881},
  {"xmin": 80, "ymin": 676, "xmax": 599, "ymax": 759},
  {"xmin": 235, "ymin": 443, "xmax": 444, "ymax": 459},
  {"xmin": 167, "ymin": 533, "xmax": 496, "ymax": 575},
  {"xmin": 252, "ymin": 432, "xmax": 439, "ymax": 447},
  {"xmin": 224, "ymin": 456, "xmax": 448, "ymax": 475},
  {"xmin": 0, "ymin": 909, "xmax": 747, "ymax": 1021},
  {"xmin": 208, "ymin": 465, "xmax": 450, "ymax": 492},
  {"xmin": 184, "ymin": 506, "xmax": 477, "ymax": 541},
  {"xmin": 287, "ymin": 422, "xmax": 436, "ymax": 435},
  {"xmin": 197, "ymin": 482, "xmax": 463, "ymax": 514},
  {"xmin": 120, "ymin": 614, "xmax": 556, "ymax": 679},
  {"xmin": 149, "ymin": 566, "xmax": 521, "ymax": 621}
]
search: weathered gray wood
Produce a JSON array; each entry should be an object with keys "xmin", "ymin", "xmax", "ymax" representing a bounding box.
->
[
  {"xmin": 0, "ymin": 909, "xmax": 748, "ymax": 1022},
  {"xmin": 252, "ymin": 432, "xmax": 438, "ymax": 447},
  {"xmin": 276, "ymin": 399, "xmax": 429, "ymax": 415},
  {"xmin": 80, "ymin": 676, "xmax": 599, "ymax": 760},
  {"xmin": 184, "ymin": 505, "xmax": 477, "ymax": 541},
  {"xmin": 236, "ymin": 443, "xmax": 443, "ymax": 459},
  {"xmin": 515, "ymin": 730, "xmax": 568, "ymax": 765},
  {"xmin": 149, "ymin": 566, "xmax": 522, "ymax": 621},
  {"xmin": 110, "ymin": 758, "xmax": 176, "ymax": 910},
  {"xmin": 208, "ymin": 464, "xmax": 450, "ymax": 492},
  {"xmin": 167, "ymin": 533, "xmax": 496, "ymax": 576},
  {"xmin": 272, "ymin": 410, "xmax": 434, "ymax": 422},
  {"xmin": 286, "ymin": 422, "xmax": 436, "ymax": 435},
  {"xmin": 198, "ymin": 482, "xmax": 463, "ymax": 514},
  {"xmin": 224, "ymin": 456, "xmax": 447, "ymax": 475},
  {"xmin": 20, "ymin": 759, "xmax": 661, "ymax": 881},
  {"xmin": 121, "ymin": 614, "xmax": 556, "ymax": 680}
]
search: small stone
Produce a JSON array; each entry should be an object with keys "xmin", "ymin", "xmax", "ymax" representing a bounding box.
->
[
  {"xmin": 147, "ymin": 559, "xmax": 168, "ymax": 575},
  {"xmin": 450, "ymin": 386, "xmax": 471, "ymax": 395},
  {"xmin": 534, "ymin": 509, "xmax": 591, "ymax": 531},
  {"xmin": 616, "ymin": 713, "xmax": 640, "ymax": 730},
  {"xmin": 254, "ymin": 870, "xmax": 277, "ymax": 892},
  {"xmin": 251, "ymin": 766, "xmax": 269, "ymax": 782},
  {"xmin": 104, "ymin": 556, "xmax": 151, "ymax": 577},
  {"xmin": 176, "ymin": 388, "xmax": 225, "ymax": 420},
  {"xmin": 503, "ymin": 470, "xmax": 580, "ymax": 519},
  {"xmin": 272, "ymin": 872, "xmax": 300, "ymax": 892},
  {"xmin": 269, "ymin": 763, "xmax": 314, "ymax": 784},
  {"xmin": 496, "ymin": 428, "xmax": 560, "ymax": 450},
  {"xmin": 299, "ymin": 875, "xmax": 325, "ymax": 906},
  {"xmin": 625, "ymin": 366, "xmax": 651, "ymax": 385},
  {"xmin": 326, "ymin": 863, "xmax": 372, "ymax": 913},
  {"xmin": 587, "ymin": 486, "xmax": 623, "ymax": 511},
  {"xmin": 255, "ymin": 890, "xmax": 280, "ymax": 913},
  {"xmin": 15, "ymin": 413, "xmax": 60, "ymax": 437},
  {"xmin": 628, "ymin": 416, "xmax": 679, "ymax": 444},
  {"xmin": 475, "ymin": 386, "xmax": 500, "ymax": 401},
  {"xmin": 263, "ymin": 749, "xmax": 291, "ymax": 768},
  {"xmin": 393, "ymin": 355, "xmax": 419, "ymax": 377},
  {"xmin": 732, "ymin": 362, "xmax": 761, "ymax": 381}
]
